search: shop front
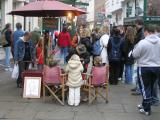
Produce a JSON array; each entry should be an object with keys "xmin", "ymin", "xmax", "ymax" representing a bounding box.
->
[{"xmin": 124, "ymin": 0, "xmax": 160, "ymax": 26}]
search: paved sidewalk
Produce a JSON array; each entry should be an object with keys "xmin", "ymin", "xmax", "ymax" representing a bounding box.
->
[{"xmin": 0, "ymin": 70, "xmax": 160, "ymax": 120}]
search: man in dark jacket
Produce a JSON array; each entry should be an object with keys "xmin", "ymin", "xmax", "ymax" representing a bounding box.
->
[
  {"xmin": 14, "ymin": 32, "xmax": 35, "ymax": 87},
  {"xmin": 134, "ymin": 19, "xmax": 145, "ymax": 45},
  {"xmin": 131, "ymin": 18, "xmax": 145, "ymax": 95}
]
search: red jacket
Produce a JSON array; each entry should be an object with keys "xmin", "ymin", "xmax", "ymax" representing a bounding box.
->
[
  {"xmin": 71, "ymin": 34, "xmax": 78, "ymax": 48},
  {"xmin": 36, "ymin": 47, "xmax": 44, "ymax": 65},
  {"xmin": 58, "ymin": 32, "xmax": 71, "ymax": 47}
]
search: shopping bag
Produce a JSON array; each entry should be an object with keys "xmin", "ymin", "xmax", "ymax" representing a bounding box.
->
[
  {"xmin": 11, "ymin": 64, "xmax": 19, "ymax": 80},
  {"xmin": 28, "ymin": 63, "xmax": 38, "ymax": 70}
]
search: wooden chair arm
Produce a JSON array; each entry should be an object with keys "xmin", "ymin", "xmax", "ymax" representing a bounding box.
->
[
  {"xmin": 82, "ymin": 73, "xmax": 93, "ymax": 77},
  {"xmin": 60, "ymin": 73, "xmax": 68, "ymax": 76}
]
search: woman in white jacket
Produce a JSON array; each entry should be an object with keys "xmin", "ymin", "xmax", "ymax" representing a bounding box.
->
[
  {"xmin": 99, "ymin": 26, "xmax": 110, "ymax": 65},
  {"xmin": 66, "ymin": 54, "xmax": 84, "ymax": 106}
]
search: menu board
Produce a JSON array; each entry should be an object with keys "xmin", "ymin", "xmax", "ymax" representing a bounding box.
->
[
  {"xmin": 43, "ymin": 18, "xmax": 59, "ymax": 31},
  {"xmin": 23, "ymin": 77, "xmax": 41, "ymax": 98}
]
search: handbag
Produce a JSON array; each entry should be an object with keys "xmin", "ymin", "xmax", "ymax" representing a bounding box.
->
[{"xmin": 11, "ymin": 64, "xmax": 19, "ymax": 80}]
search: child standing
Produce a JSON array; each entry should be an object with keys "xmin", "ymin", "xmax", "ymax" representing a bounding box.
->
[
  {"xmin": 66, "ymin": 54, "xmax": 84, "ymax": 106},
  {"xmin": 36, "ymin": 38, "xmax": 44, "ymax": 70}
]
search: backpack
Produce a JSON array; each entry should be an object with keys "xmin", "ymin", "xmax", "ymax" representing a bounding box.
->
[
  {"xmin": 108, "ymin": 37, "xmax": 122, "ymax": 61},
  {"xmin": 0, "ymin": 30, "xmax": 8, "ymax": 46},
  {"xmin": 92, "ymin": 40, "xmax": 103, "ymax": 56}
]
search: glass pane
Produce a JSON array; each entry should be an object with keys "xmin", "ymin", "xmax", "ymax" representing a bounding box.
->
[{"xmin": 147, "ymin": 0, "xmax": 160, "ymax": 16}]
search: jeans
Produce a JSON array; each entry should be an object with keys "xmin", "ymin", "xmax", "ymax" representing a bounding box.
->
[
  {"xmin": 125, "ymin": 64, "xmax": 133, "ymax": 84},
  {"xmin": 4, "ymin": 47, "xmax": 11, "ymax": 68},
  {"xmin": 60, "ymin": 47, "xmax": 68, "ymax": 64}
]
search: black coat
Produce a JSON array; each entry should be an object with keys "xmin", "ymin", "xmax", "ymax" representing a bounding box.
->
[
  {"xmin": 66, "ymin": 46, "xmax": 90, "ymax": 72},
  {"xmin": 123, "ymin": 39, "xmax": 134, "ymax": 65},
  {"xmin": 80, "ymin": 37, "xmax": 92, "ymax": 55},
  {"xmin": 107, "ymin": 36, "xmax": 125, "ymax": 62},
  {"xmin": 134, "ymin": 27, "xmax": 145, "ymax": 45}
]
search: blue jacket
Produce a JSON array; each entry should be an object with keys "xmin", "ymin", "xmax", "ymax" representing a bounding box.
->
[
  {"xmin": 13, "ymin": 29, "xmax": 24, "ymax": 47},
  {"xmin": 14, "ymin": 38, "xmax": 35, "ymax": 62}
]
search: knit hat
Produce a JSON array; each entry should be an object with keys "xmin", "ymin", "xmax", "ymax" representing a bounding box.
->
[{"xmin": 76, "ymin": 44, "xmax": 86, "ymax": 55}]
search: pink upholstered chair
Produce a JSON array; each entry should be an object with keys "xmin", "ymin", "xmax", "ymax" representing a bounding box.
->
[
  {"xmin": 43, "ymin": 65, "xmax": 66, "ymax": 105},
  {"xmin": 83, "ymin": 65, "xmax": 109, "ymax": 104}
]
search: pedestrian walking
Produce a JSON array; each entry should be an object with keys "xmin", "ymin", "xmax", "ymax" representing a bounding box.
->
[
  {"xmin": 130, "ymin": 25, "xmax": 160, "ymax": 115},
  {"xmin": 107, "ymin": 28, "xmax": 124, "ymax": 85},
  {"xmin": 2, "ymin": 23, "xmax": 12, "ymax": 71},
  {"xmin": 117, "ymin": 25, "xmax": 125, "ymax": 81},
  {"xmin": 131, "ymin": 18, "xmax": 145, "ymax": 95},
  {"xmin": 14, "ymin": 32, "xmax": 35, "ymax": 88},
  {"xmin": 123, "ymin": 26, "xmax": 135, "ymax": 84},
  {"xmin": 12, "ymin": 23, "xmax": 24, "ymax": 58},
  {"xmin": 58, "ymin": 26, "xmax": 71, "ymax": 64},
  {"xmin": 66, "ymin": 54, "xmax": 84, "ymax": 106}
]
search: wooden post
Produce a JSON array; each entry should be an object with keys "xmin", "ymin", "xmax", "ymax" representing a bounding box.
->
[
  {"xmin": 24, "ymin": 17, "xmax": 26, "ymax": 31},
  {"xmin": 12, "ymin": 15, "xmax": 14, "ymax": 31}
]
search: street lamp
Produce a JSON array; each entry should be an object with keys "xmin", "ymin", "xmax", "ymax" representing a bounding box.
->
[{"xmin": 67, "ymin": 12, "xmax": 72, "ymax": 20}]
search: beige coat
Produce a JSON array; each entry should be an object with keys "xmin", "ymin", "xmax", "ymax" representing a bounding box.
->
[{"xmin": 66, "ymin": 54, "xmax": 84, "ymax": 88}]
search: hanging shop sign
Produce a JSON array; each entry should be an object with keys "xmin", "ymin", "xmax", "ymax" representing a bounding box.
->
[{"xmin": 43, "ymin": 18, "xmax": 59, "ymax": 31}]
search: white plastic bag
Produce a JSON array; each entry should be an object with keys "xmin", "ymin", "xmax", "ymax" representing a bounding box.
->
[
  {"xmin": 11, "ymin": 64, "xmax": 19, "ymax": 80},
  {"xmin": 28, "ymin": 63, "xmax": 33, "ymax": 70}
]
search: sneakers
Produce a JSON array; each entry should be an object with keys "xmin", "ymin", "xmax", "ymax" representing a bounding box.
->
[
  {"xmin": 137, "ymin": 104, "xmax": 151, "ymax": 116},
  {"xmin": 4, "ymin": 67, "xmax": 13, "ymax": 72},
  {"xmin": 131, "ymin": 87, "xmax": 137, "ymax": 92},
  {"xmin": 4, "ymin": 68, "xmax": 9, "ymax": 71},
  {"xmin": 137, "ymin": 104, "xmax": 143, "ymax": 109},
  {"xmin": 139, "ymin": 108, "xmax": 151, "ymax": 116}
]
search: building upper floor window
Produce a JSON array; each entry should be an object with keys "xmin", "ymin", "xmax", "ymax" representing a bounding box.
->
[{"xmin": 112, "ymin": 0, "xmax": 114, "ymax": 5}]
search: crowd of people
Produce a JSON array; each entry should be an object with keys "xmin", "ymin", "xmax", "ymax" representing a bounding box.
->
[{"xmin": 0, "ymin": 19, "xmax": 160, "ymax": 115}]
